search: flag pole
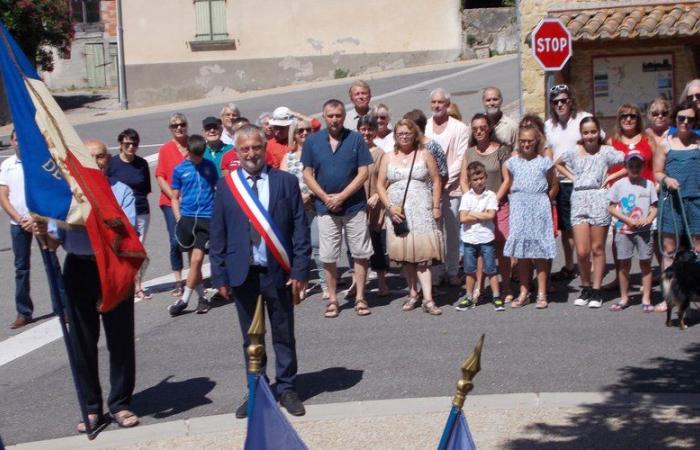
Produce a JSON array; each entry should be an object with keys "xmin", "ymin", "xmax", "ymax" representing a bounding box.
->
[
  {"xmin": 246, "ymin": 295, "xmax": 266, "ymax": 419},
  {"xmin": 36, "ymin": 234, "xmax": 107, "ymax": 439},
  {"xmin": 437, "ymin": 334, "xmax": 485, "ymax": 450}
]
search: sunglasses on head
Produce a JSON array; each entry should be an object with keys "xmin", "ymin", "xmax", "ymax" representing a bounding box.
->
[
  {"xmin": 170, "ymin": 123, "xmax": 187, "ymax": 129},
  {"xmin": 551, "ymin": 98, "xmax": 569, "ymax": 106},
  {"xmin": 549, "ymin": 84, "xmax": 569, "ymax": 95},
  {"xmin": 687, "ymin": 93, "xmax": 700, "ymax": 101},
  {"xmin": 619, "ymin": 113, "xmax": 638, "ymax": 121},
  {"xmin": 650, "ymin": 110, "xmax": 669, "ymax": 118},
  {"xmin": 677, "ymin": 114, "xmax": 696, "ymax": 124}
]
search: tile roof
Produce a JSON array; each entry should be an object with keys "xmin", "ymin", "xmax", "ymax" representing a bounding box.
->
[{"xmin": 549, "ymin": 2, "xmax": 700, "ymax": 41}]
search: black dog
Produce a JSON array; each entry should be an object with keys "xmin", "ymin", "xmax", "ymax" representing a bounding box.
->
[{"xmin": 662, "ymin": 249, "xmax": 700, "ymax": 330}]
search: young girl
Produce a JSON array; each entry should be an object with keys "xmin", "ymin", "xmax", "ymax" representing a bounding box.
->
[
  {"xmin": 502, "ymin": 126, "xmax": 557, "ymax": 309},
  {"xmin": 555, "ymin": 117, "xmax": 625, "ymax": 309}
]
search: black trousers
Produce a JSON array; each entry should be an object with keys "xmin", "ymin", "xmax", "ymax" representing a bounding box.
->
[
  {"xmin": 63, "ymin": 254, "xmax": 135, "ymax": 416},
  {"xmin": 232, "ymin": 268, "xmax": 297, "ymax": 395}
]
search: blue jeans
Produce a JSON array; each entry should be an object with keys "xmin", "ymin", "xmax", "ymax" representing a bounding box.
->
[
  {"xmin": 160, "ymin": 206, "xmax": 183, "ymax": 272},
  {"xmin": 11, "ymin": 224, "xmax": 33, "ymax": 317},
  {"xmin": 462, "ymin": 241, "xmax": 497, "ymax": 275}
]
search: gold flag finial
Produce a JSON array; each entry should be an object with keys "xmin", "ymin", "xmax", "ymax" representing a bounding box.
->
[
  {"xmin": 452, "ymin": 334, "xmax": 485, "ymax": 409},
  {"xmin": 246, "ymin": 295, "xmax": 266, "ymax": 375}
]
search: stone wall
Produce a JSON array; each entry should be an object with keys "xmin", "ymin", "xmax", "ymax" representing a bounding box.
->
[{"xmin": 462, "ymin": 7, "xmax": 518, "ymax": 58}]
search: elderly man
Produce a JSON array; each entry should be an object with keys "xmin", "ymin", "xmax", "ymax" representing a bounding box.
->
[
  {"xmin": 0, "ymin": 130, "xmax": 35, "ymax": 329},
  {"xmin": 303, "ymin": 99, "xmax": 374, "ymax": 318},
  {"xmin": 425, "ymin": 88, "xmax": 469, "ymax": 286},
  {"xmin": 220, "ymin": 103, "xmax": 241, "ymax": 146},
  {"xmin": 210, "ymin": 124, "xmax": 310, "ymax": 418},
  {"xmin": 482, "ymin": 86, "xmax": 518, "ymax": 148},
  {"xmin": 344, "ymin": 80, "xmax": 371, "ymax": 130},
  {"xmin": 201, "ymin": 116, "xmax": 233, "ymax": 176},
  {"xmin": 265, "ymin": 106, "xmax": 294, "ymax": 169},
  {"xmin": 38, "ymin": 139, "xmax": 139, "ymax": 432}
]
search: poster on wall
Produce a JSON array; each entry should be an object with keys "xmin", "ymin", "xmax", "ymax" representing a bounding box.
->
[{"xmin": 592, "ymin": 53, "xmax": 674, "ymax": 117}]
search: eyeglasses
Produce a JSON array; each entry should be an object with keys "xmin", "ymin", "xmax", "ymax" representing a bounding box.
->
[
  {"xmin": 296, "ymin": 128, "xmax": 311, "ymax": 134},
  {"xmin": 237, "ymin": 145, "xmax": 264, "ymax": 154},
  {"xmin": 650, "ymin": 110, "xmax": 669, "ymax": 118},
  {"xmin": 471, "ymin": 126, "xmax": 488, "ymax": 132},
  {"xmin": 396, "ymin": 132, "xmax": 414, "ymax": 138},
  {"xmin": 551, "ymin": 98, "xmax": 569, "ymax": 106},
  {"xmin": 619, "ymin": 113, "xmax": 639, "ymax": 121},
  {"xmin": 687, "ymin": 93, "xmax": 700, "ymax": 101},
  {"xmin": 376, "ymin": 115, "xmax": 389, "ymax": 120},
  {"xmin": 677, "ymin": 114, "xmax": 696, "ymax": 124},
  {"xmin": 549, "ymin": 84, "xmax": 569, "ymax": 95},
  {"xmin": 204, "ymin": 126, "xmax": 221, "ymax": 132},
  {"xmin": 170, "ymin": 123, "xmax": 187, "ymax": 129},
  {"xmin": 121, "ymin": 141, "xmax": 138, "ymax": 148}
]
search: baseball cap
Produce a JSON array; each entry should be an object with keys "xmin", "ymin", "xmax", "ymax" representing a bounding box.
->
[
  {"xmin": 202, "ymin": 116, "xmax": 222, "ymax": 128},
  {"xmin": 625, "ymin": 150, "xmax": 645, "ymax": 163},
  {"xmin": 268, "ymin": 106, "xmax": 295, "ymax": 127}
]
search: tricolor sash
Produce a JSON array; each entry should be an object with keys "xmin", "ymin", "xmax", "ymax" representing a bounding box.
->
[{"xmin": 226, "ymin": 169, "xmax": 292, "ymax": 273}]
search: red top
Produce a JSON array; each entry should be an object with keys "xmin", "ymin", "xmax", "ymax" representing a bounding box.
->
[
  {"xmin": 155, "ymin": 140, "xmax": 186, "ymax": 207},
  {"xmin": 221, "ymin": 150, "xmax": 240, "ymax": 173},
  {"xmin": 609, "ymin": 136, "xmax": 654, "ymax": 183},
  {"xmin": 265, "ymin": 138, "xmax": 289, "ymax": 169}
]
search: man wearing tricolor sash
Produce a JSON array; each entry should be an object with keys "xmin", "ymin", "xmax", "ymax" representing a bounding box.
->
[{"xmin": 210, "ymin": 125, "xmax": 311, "ymax": 418}]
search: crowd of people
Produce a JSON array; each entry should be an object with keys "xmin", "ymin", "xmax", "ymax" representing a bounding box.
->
[{"xmin": 3, "ymin": 77, "xmax": 700, "ymax": 430}]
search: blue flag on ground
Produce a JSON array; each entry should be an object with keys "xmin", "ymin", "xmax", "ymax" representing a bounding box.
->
[
  {"xmin": 244, "ymin": 376, "xmax": 308, "ymax": 450},
  {"xmin": 445, "ymin": 411, "xmax": 477, "ymax": 450}
]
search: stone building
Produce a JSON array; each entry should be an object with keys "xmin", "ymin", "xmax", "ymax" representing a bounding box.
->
[{"xmin": 520, "ymin": 0, "xmax": 700, "ymax": 130}]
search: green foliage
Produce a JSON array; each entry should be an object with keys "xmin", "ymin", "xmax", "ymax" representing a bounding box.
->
[
  {"xmin": 0, "ymin": 0, "xmax": 74, "ymax": 71},
  {"xmin": 334, "ymin": 68, "xmax": 350, "ymax": 79},
  {"xmin": 466, "ymin": 34, "xmax": 477, "ymax": 46}
]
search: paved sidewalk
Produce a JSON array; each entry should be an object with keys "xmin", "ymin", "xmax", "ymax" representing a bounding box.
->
[{"xmin": 9, "ymin": 392, "xmax": 700, "ymax": 449}]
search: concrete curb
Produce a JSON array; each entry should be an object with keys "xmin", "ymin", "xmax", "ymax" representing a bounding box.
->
[{"xmin": 9, "ymin": 391, "xmax": 700, "ymax": 449}]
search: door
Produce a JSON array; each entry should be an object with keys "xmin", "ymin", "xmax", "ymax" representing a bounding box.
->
[{"xmin": 85, "ymin": 42, "xmax": 106, "ymax": 88}]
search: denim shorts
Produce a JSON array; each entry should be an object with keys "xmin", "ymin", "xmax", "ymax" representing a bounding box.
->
[{"xmin": 462, "ymin": 241, "xmax": 498, "ymax": 275}]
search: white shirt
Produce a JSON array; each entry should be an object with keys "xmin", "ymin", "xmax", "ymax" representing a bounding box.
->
[
  {"xmin": 0, "ymin": 154, "xmax": 29, "ymax": 225},
  {"xmin": 544, "ymin": 111, "xmax": 605, "ymax": 181},
  {"xmin": 221, "ymin": 128, "xmax": 235, "ymax": 146},
  {"xmin": 376, "ymin": 133, "xmax": 395, "ymax": 153},
  {"xmin": 494, "ymin": 114, "xmax": 519, "ymax": 148},
  {"xmin": 244, "ymin": 167, "xmax": 269, "ymax": 267},
  {"xmin": 425, "ymin": 116, "xmax": 470, "ymax": 196},
  {"xmin": 459, "ymin": 189, "xmax": 498, "ymax": 244},
  {"xmin": 343, "ymin": 107, "xmax": 367, "ymax": 131}
]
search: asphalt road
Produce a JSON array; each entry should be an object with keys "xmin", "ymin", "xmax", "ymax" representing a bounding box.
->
[{"xmin": 1, "ymin": 56, "xmax": 699, "ymax": 446}]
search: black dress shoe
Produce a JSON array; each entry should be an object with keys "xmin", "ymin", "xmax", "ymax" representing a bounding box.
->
[
  {"xmin": 235, "ymin": 395, "xmax": 248, "ymax": 419},
  {"xmin": 279, "ymin": 390, "xmax": 305, "ymax": 416}
]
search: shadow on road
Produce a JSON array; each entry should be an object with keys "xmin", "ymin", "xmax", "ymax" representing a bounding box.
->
[
  {"xmin": 131, "ymin": 375, "xmax": 215, "ymax": 419},
  {"xmin": 503, "ymin": 343, "xmax": 700, "ymax": 449},
  {"xmin": 296, "ymin": 367, "xmax": 364, "ymax": 402}
]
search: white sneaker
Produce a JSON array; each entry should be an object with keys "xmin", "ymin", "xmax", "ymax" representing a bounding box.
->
[
  {"xmin": 588, "ymin": 299, "xmax": 603, "ymax": 308},
  {"xmin": 573, "ymin": 287, "xmax": 591, "ymax": 306}
]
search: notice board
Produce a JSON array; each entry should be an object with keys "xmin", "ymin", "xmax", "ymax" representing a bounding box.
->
[{"xmin": 592, "ymin": 53, "xmax": 674, "ymax": 118}]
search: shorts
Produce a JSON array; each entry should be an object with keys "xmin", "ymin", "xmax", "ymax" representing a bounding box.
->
[
  {"xmin": 571, "ymin": 188, "xmax": 611, "ymax": 227},
  {"xmin": 659, "ymin": 194, "xmax": 700, "ymax": 236},
  {"xmin": 175, "ymin": 216, "xmax": 210, "ymax": 251},
  {"xmin": 462, "ymin": 241, "xmax": 497, "ymax": 275},
  {"xmin": 494, "ymin": 201, "xmax": 509, "ymax": 242},
  {"xmin": 555, "ymin": 182, "xmax": 573, "ymax": 231},
  {"xmin": 318, "ymin": 210, "xmax": 373, "ymax": 263},
  {"xmin": 615, "ymin": 230, "xmax": 652, "ymax": 260}
]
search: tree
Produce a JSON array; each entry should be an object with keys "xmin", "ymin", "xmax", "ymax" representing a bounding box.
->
[{"xmin": 0, "ymin": 0, "xmax": 74, "ymax": 72}]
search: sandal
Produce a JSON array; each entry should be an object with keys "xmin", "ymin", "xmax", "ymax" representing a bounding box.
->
[
  {"xmin": 402, "ymin": 296, "xmax": 420, "ymax": 311},
  {"xmin": 511, "ymin": 293, "xmax": 530, "ymax": 309},
  {"xmin": 134, "ymin": 289, "xmax": 153, "ymax": 301},
  {"xmin": 642, "ymin": 304, "xmax": 655, "ymax": 313},
  {"xmin": 111, "ymin": 410, "xmax": 139, "ymax": 428},
  {"xmin": 324, "ymin": 301, "xmax": 339, "ymax": 318},
  {"xmin": 170, "ymin": 283, "xmax": 184, "ymax": 297},
  {"xmin": 609, "ymin": 301, "xmax": 629, "ymax": 312},
  {"xmin": 535, "ymin": 293, "xmax": 548, "ymax": 309},
  {"xmin": 422, "ymin": 300, "xmax": 442, "ymax": 315},
  {"xmin": 77, "ymin": 413, "xmax": 108, "ymax": 434},
  {"xmin": 354, "ymin": 298, "xmax": 371, "ymax": 316},
  {"xmin": 654, "ymin": 302, "xmax": 668, "ymax": 313},
  {"xmin": 504, "ymin": 293, "xmax": 514, "ymax": 304}
]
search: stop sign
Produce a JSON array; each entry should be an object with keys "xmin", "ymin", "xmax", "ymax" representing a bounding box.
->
[{"xmin": 531, "ymin": 18, "xmax": 573, "ymax": 71}]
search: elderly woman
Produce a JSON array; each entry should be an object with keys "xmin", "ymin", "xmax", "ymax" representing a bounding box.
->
[
  {"xmin": 646, "ymin": 97, "xmax": 672, "ymax": 147},
  {"xmin": 220, "ymin": 103, "xmax": 240, "ymax": 145},
  {"xmin": 682, "ymin": 79, "xmax": 700, "ymax": 127},
  {"xmin": 370, "ymin": 103, "xmax": 394, "ymax": 152},
  {"xmin": 107, "ymin": 129, "xmax": 152, "ymax": 300},
  {"xmin": 377, "ymin": 119, "xmax": 444, "ymax": 315},
  {"xmin": 654, "ymin": 99, "xmax": 700, "ymax": 311},
  {"xmin": 256, "ymin": 112, "xmax": 274, "ymax": 140},
  {"xmin": 458, "ymin": 113, "xmax": 513, "ymax": 303},
  {"xmin": 357, "ymin": 115, "xmax": 390, "ymax": 296},
  {"xmin": 280, "ymin": 119, "xmax": 327, "ymax": 298},
  {"xmin": 154, "ymin": 113, "xmax": 189, "ymax": 296}
]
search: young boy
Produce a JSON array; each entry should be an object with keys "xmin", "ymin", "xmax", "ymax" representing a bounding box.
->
[
  {"xmin": 608, "ymin": 150, "xmax": 658, "ymax": 312},
  {"xmin": 456, "ymin": 161, "xmax": 502, "ymax": 311}
]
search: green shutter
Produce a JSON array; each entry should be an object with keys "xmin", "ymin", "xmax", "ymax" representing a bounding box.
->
[
  {"xmin": 194, "ymin": 0, "xmax": 228, "ymax": 41},
  {"xmin": 194, "ymin": 0, "xmax": 211, "ymax": 41},
  {"xmin": 211, "ymin": 0, "xmax": 228, "ymax": 40}
]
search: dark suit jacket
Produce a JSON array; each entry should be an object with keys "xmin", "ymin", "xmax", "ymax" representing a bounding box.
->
[{"xmin": 210, "ymin": 167, "xmax": 311, "ymax": 288}]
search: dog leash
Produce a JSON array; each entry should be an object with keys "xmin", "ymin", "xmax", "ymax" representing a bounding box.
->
[{"xmin": 658, "ymin": 186, "xmax": 695, "ymax": 256}]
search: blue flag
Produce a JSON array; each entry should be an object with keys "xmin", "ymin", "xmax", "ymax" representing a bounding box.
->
[
  {"xmin": 244, "ymin": 377, "xmax": 308, "ymax": 450},
  {"xmin": 445, "ymin": 411, "xmax": 477, "ymax": 450}
]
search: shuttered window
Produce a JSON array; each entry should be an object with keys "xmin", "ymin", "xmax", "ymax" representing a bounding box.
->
[{"xmin": 194, "ymin": 0, "xmax": 229, "ymax": 41}]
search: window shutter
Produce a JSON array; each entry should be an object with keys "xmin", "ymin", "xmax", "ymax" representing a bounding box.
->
[
  {"xmin": 194, "ymin": 0, "xmax": 228, "ymax": 41},
  {"xmin": 211, "ymin": 0, "xmax": 228, "ymax": 40}
]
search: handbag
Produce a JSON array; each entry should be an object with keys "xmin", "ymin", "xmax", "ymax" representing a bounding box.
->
[{"xmin": 392, "ymin": 149, "xmax": 418, "ymax": 236}]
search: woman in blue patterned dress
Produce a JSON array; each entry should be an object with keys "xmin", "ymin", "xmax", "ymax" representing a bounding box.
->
[{"xmin": 502, "ymin": 126, "xmax": 557, "ymax": 309}]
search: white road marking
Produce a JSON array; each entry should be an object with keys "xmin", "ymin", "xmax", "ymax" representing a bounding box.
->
[{"xmin": 0, "ymin": 264, "xmax": 210, "ymax": 368}]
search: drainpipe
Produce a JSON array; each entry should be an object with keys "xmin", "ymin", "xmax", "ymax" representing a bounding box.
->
[
  {"xmin": 516, "ymin": 0, "xmax": 523, "ymax": 117},
  {"xmin": 116, "ymin": 0, "xmax": 128, "ymax": 109}
]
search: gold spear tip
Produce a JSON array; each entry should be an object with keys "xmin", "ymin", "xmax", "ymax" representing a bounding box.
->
[
  {"xmin": 247, "ymin": 295, "xmax": 265, "ymax": 337},
  {"xmin": 246, "ymin": 295, "xmax": 266, "ymax": 375},
  {"xmin": 461, "ymin": 334, "xmax": 485, "ymax": 380}
]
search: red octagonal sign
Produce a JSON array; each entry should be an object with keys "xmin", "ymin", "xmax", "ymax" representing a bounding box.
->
[{"xmin": 532, "ymin": 18, "xmax": 573, "ymax": 71}]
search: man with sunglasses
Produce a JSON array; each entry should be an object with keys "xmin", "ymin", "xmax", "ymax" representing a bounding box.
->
[
  {"xmin": 201, "ymin": 116, "xmax": 233, "ymax": 176},
  {"xmin": 545, "ymin": 84, "xmax": 604, "ymax": 282}
]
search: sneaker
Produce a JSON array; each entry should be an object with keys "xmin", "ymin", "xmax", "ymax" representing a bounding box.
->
[
  {"xmin": 168, "ymin": 299, "xmax": 187, "ymax": 317},
  {"xmin": 196, "ymin": 297, "xmax": 210, "ymax": 314},
  {"xmin": 492, "ymin": 297, "xmax": 505, "ymax": 312},
  {"xmin": 455, "ymin": 295, "xmax": 476, "ymax": 311},
  {"xmin": 235, "ymin": 394, "xmax": 249, "ymax": 419},
  {"xmin": 552, "ymin": 266, "xmax": 577, "ymax": 282},
  {"xmin": 588, "ymin": 289, "xmax": 603, "ymax": 308},
  {"xmin": 573, "ymin": 287, "xmax": 592, "ymax": 306}
]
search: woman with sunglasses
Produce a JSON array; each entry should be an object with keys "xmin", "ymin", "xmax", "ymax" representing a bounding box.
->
[
  {"xmin": 681, "ymin": 79, "xmax": 700, "ymax": 130},
  {"xmin": 107, "ymin": 129, "xmax": 153, "ymax": 300},
  {"xmin": 155, "ymin": 113, "xmax": 189, "ymax": 297},
  {"xmin": 370, "ymin": 104, "xmax": 395, "ymax": 152},
  {"xmin": 646, "ymin": 97, "xmax": 672, "ymax": 147},
  {"xmin": 280, "ymin": 119, "xmax": 328, "ymax": 299},
  {"xmin": 654, "ymin": 99, "xmax": 700, "ymax": 311}
]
